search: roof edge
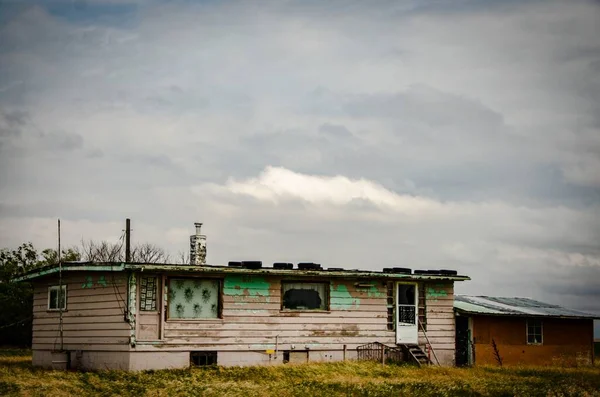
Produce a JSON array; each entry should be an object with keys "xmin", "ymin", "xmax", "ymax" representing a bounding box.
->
[{"xmin": 13, "ymin": 262, "xmax": 470, "ymax": 282}]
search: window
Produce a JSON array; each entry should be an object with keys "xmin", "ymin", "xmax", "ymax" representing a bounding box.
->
[
  {"xmin": 48, "ymin": 285, "xmax": 66, "ymax": 311},
  {"xmin": 168, "ymin": 278, "xmax": 220, "ymax": 319},
  {"xmin": 527, "ymin": 319, "xmax": 543, "ymax": 344},
  {"xmin": 397, "ymin": 284, "xmax": 416, "ymax": 324},
  {"xmin": 282, "ymin": 282, "xmax": 328, "ymax": 310},
  {"xmin": 140, "ymin": 276, "xmax": 157, "ymax": 311},
  {"xmin": 190, "ymin": 351, "xmax": 217, "ymax": 366}
]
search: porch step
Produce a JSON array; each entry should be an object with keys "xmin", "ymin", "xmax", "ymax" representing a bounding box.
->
[{"xmin": 402, "ymin": 344, "xmax": 432, "ymax": 367}]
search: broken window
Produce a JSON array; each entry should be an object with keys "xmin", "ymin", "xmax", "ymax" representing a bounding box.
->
[
  {"xmin": 167, "ymin": 278, "xmax": 220, "ymax": 319},
  {"xmin": 397, "ymin": 284, "xmax": 416, "ymax": 324},
  {"xmin": 140, "ymin": 276, "xmax": 157, "ymax": 311},
  {"xmin": 282, "ymin": 282, "xmax": 328, "ymax": 310},
  {"xmin": 48, "ymin": 285, "xmax": 66, "ymax": 311},
  {"xmin": 527, "ymin": 319, "xmax": 543, "ymax": 344}
]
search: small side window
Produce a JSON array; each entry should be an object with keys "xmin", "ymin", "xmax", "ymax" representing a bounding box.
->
[
  {"xmin": 527, "ymin": 319, "xmax": 543, "ymax": 345},
  {"xmin": 48, "ymin": 285, "xmax": 67, "ymax": 311}
]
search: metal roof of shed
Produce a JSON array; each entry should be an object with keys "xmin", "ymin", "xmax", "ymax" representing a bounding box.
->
[{"xmin": 454, "ymin": 295, "xmax": 599, "ymax": 320}]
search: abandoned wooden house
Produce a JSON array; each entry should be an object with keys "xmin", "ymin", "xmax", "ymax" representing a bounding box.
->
[
  {"xmin": 16, "ymin": 225, "xmax": 470, "ymax": 370},
  {"xmin": 454, "ymin": 295, "xmax": 598, "ymax": 366}
]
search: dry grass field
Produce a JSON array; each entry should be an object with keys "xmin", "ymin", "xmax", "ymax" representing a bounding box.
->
[{"xmin": 1, "ymin": 350, "xmax": 599, "ymax": 397}]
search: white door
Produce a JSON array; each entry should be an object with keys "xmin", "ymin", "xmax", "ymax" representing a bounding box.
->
[
  {"xmin": 137, "ymin": 275, "xmax": 161, "ymax": 340},
  {"xmin": 395, "ymin": 283, "xmax": 418, "ymax": 344}
]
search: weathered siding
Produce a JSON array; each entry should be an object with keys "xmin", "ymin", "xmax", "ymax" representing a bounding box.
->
[
  {"xmin": 472, "ymin": 316, "xmax": 594, "ymax": 366},
  {"xmin": 32, "ymin": 272, "xmax": 130, "ymax": 369},
  {"xmin": 158, "ymin": 275, "xmax": 395, "ymax": 355},
  {"xmin": 420, "ymin": 282, "xmax": 455, "ymax": 366}
]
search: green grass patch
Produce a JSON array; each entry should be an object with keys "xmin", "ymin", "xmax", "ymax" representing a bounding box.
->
[{"xmin": 1, "ymin": 352, "xmax": 600, "ymax": 396}]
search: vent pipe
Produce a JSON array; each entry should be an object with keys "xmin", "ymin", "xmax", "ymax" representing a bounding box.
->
[{"xmin": 190, "ymin": 222, "xmax": 207, "ymax": 265}]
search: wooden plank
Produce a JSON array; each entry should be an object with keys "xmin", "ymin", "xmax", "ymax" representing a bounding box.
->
[
  {"xmin": 165, "ymin": 329, "xmax": 393, "ymax": 338},
  {"xmin": 33, "ymin": 289, "xmax": 127, "ymax": 303},
  {"xmin": 164, "ymin": 322, "xmax": 387, "ymax": 331},
  {"xmin": 222, "ymin": 303, "xmax": 282, "ymax": 311},
  {"xmin": 418, "ymin": 330, "xmax": 455, "ymax": 338},
  {"xmin": 34, "ymin": 300, "xmax": 125, "ymax": 311},
  {"xmin": 33, "ymin": 315, "xmax": 126, "ymax": 325},
  {"xmin": 133, "ymin": 342, "xmax": 381, "ymax": 352},
  {"xmin": 425, "ymin": 318, "xmax": 454, "ymax": 325},
  {"xmin": 33, "ymin": 337, "xmax": 130, "ymax": 345},
  {"xmin": 223, "ymin": 296, "xmax": 281, "ymax": 304},
  {"xmin": 422, "ymin": 311, "xmax": 454, "ymax": 320},
  {"xmin": 33, "ymin": 323, "xmax": 129, "ymax": 332},
  {"xmin": 34, "ymin": 329, "xmax": 130, "ymax": 338},
  {"xmin": 33, "ymin": 308, "xmax": 125, "ymax": 318},
  {"xmin": 222, "ymin": 309, "xmax": 387, "ymax": 318},
  {"xmin": 32, "ymin": 343, "xmax": 130, "ymax": 351},
  {"xmin": 162, "ymin": 336, "xmax": 396, "ymax": 345},
  {"xmin": 425, "ymin": 300, "xmax": 454, "ymax": 307}
]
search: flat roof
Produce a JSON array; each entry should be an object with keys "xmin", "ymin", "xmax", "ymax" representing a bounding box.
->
[
  {"xmin": 454, "ymin": 295, "xmax": 599, "ymax": 320},
  {"xmin": 14, "ymin": 262, "xmax": 470, "ymax": 282}
]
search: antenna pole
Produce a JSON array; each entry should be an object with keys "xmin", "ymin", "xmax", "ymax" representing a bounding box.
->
[
  {"xmin": 58, "ymin": 219, "xmax": 64, "ymax": 351},
  {"xmin": 125, "ymin": 218, "xmax": 131, "ymax": 262}
]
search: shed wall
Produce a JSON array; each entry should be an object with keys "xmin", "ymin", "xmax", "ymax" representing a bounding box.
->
[
  {"xmin": 138, "ymin": 274, "xmax": 456, "ymax": 367},
  {"xmin": 32, "ymin": 272, "xmax": 131, "ymax": 370},
  {"xmin": 158, "ymin": 275, "xmax": 396, "ymax": 353},
  {"xmin": 420, "ymin": 282, "xmax": 455, "ymax": 366},
  {"xmin": 471, "ymin": 316, "xmax": 593, "ymax": 366}
]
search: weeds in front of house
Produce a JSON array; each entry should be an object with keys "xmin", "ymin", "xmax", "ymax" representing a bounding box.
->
[{"xmin": 1, "ymin": 351, "xmax": 600, "ymax": 396}]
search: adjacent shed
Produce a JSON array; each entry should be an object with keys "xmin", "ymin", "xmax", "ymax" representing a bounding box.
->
[
  {"xmin": 454, "ymin": 295, "xmax": 598, "ymax": 366},
  {"xmin": 17, "ymin": 262, "xmax": 469, "ymax": 370}
]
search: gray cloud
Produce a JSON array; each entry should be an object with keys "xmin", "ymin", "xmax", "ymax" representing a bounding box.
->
[{"xmin": 0, "ymin": 0, "xmax": 599, "ymax": 323}]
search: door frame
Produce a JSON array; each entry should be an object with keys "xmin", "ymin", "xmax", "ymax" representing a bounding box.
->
[
  {"xmin": 136, "ymin": 274, "xmax": 162, "ymax": 341},
  {"xmin": 395, "ymin": 281, "xmax": 418, "ymax": 344}
]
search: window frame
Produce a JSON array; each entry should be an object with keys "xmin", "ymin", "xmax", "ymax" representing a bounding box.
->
[
  {"xmin": 47, "ymin": 285, "xmax": 67, "ymax": 311},
  {"xmin": 526, "ymin": 318, "xmax": 543, "ymax": 345},
  {"xmin": 165, "ymin": 277, "xmax": 223, "ymax": 321},
  {"xmin": 280, "ymin": 280, "xmax": 330, "ymax": 312}
]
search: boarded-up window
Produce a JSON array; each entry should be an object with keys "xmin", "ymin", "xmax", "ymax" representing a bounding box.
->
[
  {"xmin": 168, "ymin": 278, "xmax": 220, "ymax": 319},
  {"xmin": 527, "ymin": 319, "xmax": 543, "ymax": 344},
  {"xmin": 140, "ymin": 276, "xmax": 157, "ymax": 311},
  {"xmin": 282, "ymin": 282, "xmax": 328, "ymax": 310},
  {"xmin": 48, "ymin": 285, "xmax": 66, "ymax": 310}
]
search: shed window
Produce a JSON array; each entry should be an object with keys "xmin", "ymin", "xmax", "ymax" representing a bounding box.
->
[
  {"xmin": 140, "ymin": 276, "xmax": 157, "ymax": 311},
  {"xmin": 282, "ymin": 282, "xmax": 328, "ymax": 310},
  {"xmin": 48, "ymin": 285, "xmax": 66, "ymax": 311},
  {"xmin": 168, "ymin": 278, "xmax": 220, "ymax": 319},
  {"xmin": 527, "ymin": 319, "xmax": 543, "ymax": 344}
]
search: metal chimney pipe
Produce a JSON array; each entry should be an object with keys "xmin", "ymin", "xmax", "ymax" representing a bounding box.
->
[{"xmin": 190, "ymin": 222, "xmax": 207, "ymax": 265}]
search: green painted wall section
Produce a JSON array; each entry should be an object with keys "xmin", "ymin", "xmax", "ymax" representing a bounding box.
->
[
  {"xmin": 330, "ymin": 284, "xmax": 359, "ymax": 310},
  {"xmin": 426, "ymin": 284, "xmax": 449, "ymax": 299},
  {"xmin": 81, "ymin": 275, "xmax": 109, "ymax": 288},
  {"xmin": 223, "ymin": 275, "xmax": 272, "ymax": 304},
  {"xmin": 365, "ymin": 285, "xmax": 384, "ymax": 298}
]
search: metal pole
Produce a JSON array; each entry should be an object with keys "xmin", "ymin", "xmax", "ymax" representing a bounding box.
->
[
  {"xmin": 125, "ymin": 218, "xmax": 131, "ymax": 262},
  {"xmin": 58, "ymin": 219, "xmax": 63, "ymax": 351}
]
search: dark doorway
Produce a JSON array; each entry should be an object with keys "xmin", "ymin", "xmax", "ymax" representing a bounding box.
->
[{"xmin": 455, "ymin": 316, "xmax": 470, "ymax": 366}]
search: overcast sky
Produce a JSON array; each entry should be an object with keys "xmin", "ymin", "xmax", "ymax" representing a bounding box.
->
[{"xmin": 1, "ymin": 0, "xmax": 599, "ymax": 331}]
